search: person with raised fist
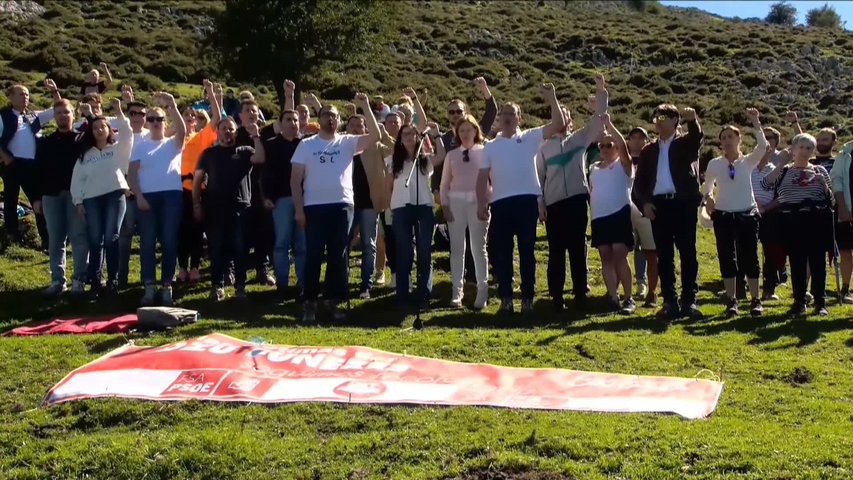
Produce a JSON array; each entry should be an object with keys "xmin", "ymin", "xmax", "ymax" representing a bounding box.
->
[
  {"xmin": 477, "ymin": 82, "xmax": 566, "ymax": 314},
  {"xmin": 702, "ymin": 108, "xmax": 767, "ymax": 317}
]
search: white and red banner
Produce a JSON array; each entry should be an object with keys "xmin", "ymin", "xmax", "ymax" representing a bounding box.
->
[{"xmin": 45, "ymin": 333, "xmax": 723, "ymax": 419}]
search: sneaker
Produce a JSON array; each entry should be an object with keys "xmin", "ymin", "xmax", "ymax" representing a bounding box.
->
[
  {"xmin": 189, "ymin": 268, "xmax": 201, "ymax": 283},
  {"xmin": 804, "ymin": 292, "xmax": 813, "ymax": 305},
  {"xmin": 177, "ymin": 268, "xmax": 189, "ymax": 283},
  {"xmin": 234, "ymin": 285, "xmax": 247, "ymax": 299},
  {"xmin": 643, "ymin": 293, "xmax": 657, "ymax": 308},
  {"xmin": 725, "ymin": 297, "xmax": 739, "ymax": 318},
  {"xmin": 210, "ymin": 287, "xmax": 226, "ymax": 302},
  {"xmin": 499, "ymin": 297, "xmax": 514, "ymax": 314},
  {"xmin": 330, "ymin": 303, "xmax": 347, "ymax": 321},
  {"xmin": 520, "ymin": 298, "xmax": 534, "ymax": 313},
  {"xmin": 636, "ymin": 282, "xmax": 648, "ymax": 298},
  {"xmin": 551, "ymin": 297, "xmax": 564, "ymax": 313},
  {"xmin": 788, "ymin": 301, "xmax": 807, "ymax": 316},
  {"xmin": 450, "ymin": 288, "xmax": 463, "ymax": 308},
  {"xmin": 160, "ymin": 286, "xmax": 173, "ymax": 306},
  {"xmin": 473, "ymin": 287, "xmax": 488, "ymax": 310},
  {"xmin": 681, "ymin": 303, "xmax": 704, "ymax": 320},
  {"xmin": 814, "ymin": 304, "xmax": 828, "ymax": 316},
  {"xmin": 302, "ymin": 301, "xmax": 317, "ymax": 323},
  {"xmin": 71, "ymin": 279, "xmax": 85, "ymax": 296},
  {"xmin": 659, "ymin": 302, "xmax": 680, "ymax": 319},
  {"xmin": 141, "ymin": 284, "xmax": 157, "ymax": 306},
  {"xmin": 749, "ymin": 298, "xmax": 763, "ymax": 317},
  {"xmin": 359, "ymin": 289, "xmax": 371, "ymax": 300},
  {"xmin": 762, "ymin": 290, "xmax": 780, "ymax": 301},
  {"xmin": 620, "ymin": 297, "xmax": 637, "ymax": 315},
  {"xmin": 607, "ymin": 295, "xmax": 622, "ymax": 312},
  {"xmin": 42, "ymin": 282, "xmax": 67, "ymax": 297},
  {"xmin": 841, "ymin": 291, "xmax": 853, "ymax": 305},
  {"xmin": 374, "ymin": 272, "xmax": 386, "ymax": 286}
]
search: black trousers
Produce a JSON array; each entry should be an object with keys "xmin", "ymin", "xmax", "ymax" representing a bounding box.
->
[
  {"xmin": 2, "ymin": 157, "xmax": 48, "ymax": 245},
  {"xmin": 711, "ymin": 210, "xmax": 760, "ymax": 279},
  {"xmin": 651, "ymin": 196, "xmax": 700, "ymax": 306},
  {"xmin": 246, "ymin": 198, "xmax": 274, "ymax": 274},
  {"xmin": 783, "ymin": 209, "xmax": 833, "ymax": 306},
  {"xmin": 545, "ymin": 194, "xmax": 589, "ymax": 299},
  {"xmin": 177, "ymin": 189, "xmax": 203, "ymax": 270}
]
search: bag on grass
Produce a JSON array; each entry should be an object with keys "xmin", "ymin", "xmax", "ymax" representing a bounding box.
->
[{"xmin": 136, "ymin": 307, "xmax": 198, "ymax": 330}]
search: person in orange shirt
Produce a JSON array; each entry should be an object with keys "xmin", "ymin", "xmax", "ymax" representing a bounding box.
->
[{"xmin": 177, "ymin": 80, "xmax": 222, "ymax": 283}]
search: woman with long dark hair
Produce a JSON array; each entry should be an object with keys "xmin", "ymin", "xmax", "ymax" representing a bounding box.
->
[
  {"xmin": 70, "ymin": 97, "xmax": 133, "ymax": 296},
  {"xmin": 386, "ymin": 123, "xmax": 436, "ymax": 308}
]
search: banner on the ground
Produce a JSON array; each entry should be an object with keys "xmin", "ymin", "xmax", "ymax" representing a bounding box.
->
[{"xmin": 44, "ymin": 333, "xmax": 723, "ymax": 419}]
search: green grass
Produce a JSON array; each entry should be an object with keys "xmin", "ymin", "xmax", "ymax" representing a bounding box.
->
[{"xmin": 0, "ymin": 220, "xmax": 851, "ymax": 479}]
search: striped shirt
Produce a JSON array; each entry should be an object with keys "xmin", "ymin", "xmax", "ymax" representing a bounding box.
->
[
  {"xmin": 761, "ymin": 165, "xmax": 832, "ymax": 207},
  {"xmin": 750, "ymin": 163, "xmax": 776, "ymax": 206}
]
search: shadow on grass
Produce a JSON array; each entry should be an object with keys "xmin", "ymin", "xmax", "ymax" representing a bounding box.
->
[{"xmin": 684, "ymin": 311, "xmax": 851, "ymax": 347}]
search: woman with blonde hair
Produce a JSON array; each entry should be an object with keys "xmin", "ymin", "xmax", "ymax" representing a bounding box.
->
[{"xmin": 435, "ymin": 114, "xmax": 489, "ymax": 309}]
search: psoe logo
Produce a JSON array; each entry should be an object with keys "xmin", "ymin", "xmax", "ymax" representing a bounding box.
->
[{"xmin": 162, "ymin": 370, "xmax": 226, "ymax": 396}]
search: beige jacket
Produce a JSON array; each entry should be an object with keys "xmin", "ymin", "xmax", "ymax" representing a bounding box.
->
[{"xmin": 360, "ymin": 130, "xmax": 395, "ymax": 211}]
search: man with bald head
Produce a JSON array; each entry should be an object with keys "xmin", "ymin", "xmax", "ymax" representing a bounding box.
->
[{"xmin": 1, "ymin": 80, "xmax": 62, "ymax": 245}]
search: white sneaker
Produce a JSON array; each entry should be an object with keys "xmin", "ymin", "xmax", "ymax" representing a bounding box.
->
[
  {"xmin": 450, "ymin": 288, "xmax": 463, "ymax": 307},
  {"xmin": 359, "ymin": 289, "xmax": 371, "ymax": 300},
  {"xmin": 160, "ymin": 286, "xmax": 173, "ymax": 306},
  {"xmin": 473, "ymin": 286, "xmax": 488, "ymax": 310},
  {"xmin": 636, "ymin": 282, "xmax": 648, "ymax": 298},
  {"xmin": 71, "ymin": 279, "xmax": 85, "ymax": 295},
  {"xmin": 374, "ymin": 272, "xmax": 386, "ymax": 286},
  {"xmin": 42, "ymin": 282, "xmax": 66, "ymax": 297},
  {"xmin": 141, "ymin": 284, "xmax": 157, "ymax": 306}
]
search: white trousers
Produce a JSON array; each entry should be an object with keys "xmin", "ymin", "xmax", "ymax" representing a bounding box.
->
[{"xmin": 447, "ymin": 196, "xmax": 489, "ymax": 296}]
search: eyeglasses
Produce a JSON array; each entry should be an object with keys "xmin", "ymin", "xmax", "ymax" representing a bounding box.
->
[
  {"xmin": 728, "ymin": 163, "xmax": 736, "ymax": 180},
  {"xmin": 448, "ymin": 109, "xmax": 464, "ymax": 115},
  {"xmin": 463, "ymin": 149, "xmax": 470, "ymax": 162},
  {"xmin": 654, "ymin": 114, "xmax": 670, "ymax": 122},
  {"xmin": 146, "ymin": 116, "xmax": 165, "ymax": 123},
  {"xmin": 128, "ymin": 111, "xmax": 146, "ymax": 117},
  {"xmin": 598, "ymin": 142, "xmax": 614, "ymax": 149}
]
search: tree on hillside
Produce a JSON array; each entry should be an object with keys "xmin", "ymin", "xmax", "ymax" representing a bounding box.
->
[
  {"xmin": 806, "ymin": 3, "xmax": 843, "ymax": 29},
  {"xmin": 765, "ymin": 1, "xmax": 797, "ymax": 26},
  {"xmin": 209, "ymin": 0, "xmax": 386, "ymax": 106}
]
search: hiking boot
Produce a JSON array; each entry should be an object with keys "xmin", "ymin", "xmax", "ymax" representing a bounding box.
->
[
  {"xmin": 521, "ymin": 298, "xmax": 534, "ymax": 313},
  {"xmin": 211, "ymin": 287, "xmax": 226, "ymax": 302},
  {"xmin": 42, "ymin": 282, "xmax": 66, "ymax": 297},
  {"xmin": 473, "ymin": 286, "xmax": 488, "ymax": 310},
  {"xmin": 749, "ymin": 298, "xmax": 763, "ymax": 317},
  {"xmin": 725, "ymin": 297, "xmax": 739, "ymax": 318},
  {"xmin": 620, "ymin": 297, "xmax": 637, "ymax": 315},
  {"xmin": 302, "ymin": 301, "xmax": 317, "ymax": 323},
  {"xmin": 499, "ymin": 297, "xmax": 514, "ymax": 314},
  {"xmin": 177, "ymin": 268, "xmax": 189, "ymax": 283},
  {"xmin": 160, "ymin": 286, "xmax": 173, "ymax": 306},
  {"xmin": 188, "ymin": 267, "xmax": 201, "ymax": 283},
  {"xmin": 71, "ymin": 279, "xmax": 85, "ymax": 296},
  {"xmin": 141, "ymin": 284, "xmax": 157, "ymax": 306}
]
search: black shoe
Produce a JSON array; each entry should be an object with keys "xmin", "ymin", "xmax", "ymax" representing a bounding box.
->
[
  {"xmin": 499, "ymin": 297, "xmax": 514, "ymax": 314},
  {"xmin": 620, "ymin": 297, "xmax": 637, "ymax": 315},
  {"xmin": 788, "ymin": 301, "xmax": 807, "ymax": 316},
  {"xmin": 725, "ymin": 297, "xmax": 739, "ymax": 318},
  {"xmin": 606, "ymin": 295, "xmax": 621, "ymax": 312},
  {"xmin": 575, "ymin": 294, "xmax": 588, "ymax": 309},
  {"xmin": 658, "ymin": 301, "xmax": 680, "ymax": 320},
  {"xmin": 749, "ymin": 298, "xmax": 763, "ymax": 317},
  {"xmin": 551, "ymin": 297, "xmax": 564, "ymax": 313},
  {"xmin": 681, "ymin": 303, "xmax": 704, "ymax": 320},
  {"xmin": 814, "ymin": 303, "xmax": 828, "ymax": 316}
]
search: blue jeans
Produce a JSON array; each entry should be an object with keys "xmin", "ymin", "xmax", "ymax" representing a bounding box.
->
[
  {"xmin": 206, "ymin": 205, "xmax": 249, "ymax": 288},
  {"xmin": 304, "ymin": 203, "xmax": 353, "ymax": 301},
  {"xmin": 271, "ymin": 196, "xmax": 306, "ymax": 289},
  {"xmin": 83, "ymin": 190, "xmax": 126, "ymax": 285},
  {"xmin": 350, "ymin": 208, "xmax": 378, "ymax": 291},
  {"xmin": 489, "ymin": 194, "xmax": 538, "ymax": 300},
  {"xmin": 138, "ymin": 190, "xmax": 183, "ymax": 286},
  {"xmin": 634, "ymin": 249, "xmax": 647, "ymax": 285},
  {"xmin": 42, "ymin": 191, "xmax": 89, "ymax": 284},
  {"xmin": 118, "ymin": 195, "xmax": 138, "ymax": 285},
  {"xmin": 392, "ymin": 205, "xmax": 434, "ymax": 301}
]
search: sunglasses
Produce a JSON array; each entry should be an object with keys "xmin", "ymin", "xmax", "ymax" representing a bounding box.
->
[
  {"xmin": 598, "ymin": 142, "xmax": 614, "ymax": 149},
  {"xmin": 146, "ymin": 116, "xmax": 165, "ymax": 123},
  {"xmin": 128, "ymin": 111, "xmax": 146, "ymax": 117},
  {"xmin": 728, "ymin": 163, "xmax": 736, "ymax": 180},
  {"xmin": 448, "ymin": 109, "xmax": 464, "ymax": 115},
  {"xmin": 654, "ymin": 114, "xmax": 671, "ymax": 122},
  {"xmin": 463, "ymin": 149, "xmax": 470, "ymax": 162}
]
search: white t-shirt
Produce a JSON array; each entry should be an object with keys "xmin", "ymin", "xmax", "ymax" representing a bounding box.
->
[
  {"xmin": 291, "ymin": 133, "xmax": 361, "ymax": 206},
  {"xmin": 589, "ymin": 160, "xmax": 632, "ymax": 219},
  {"xmin": 482, "ymin": 126, "xmax": 545, "ymax": 203},
  {"xmin": 131, "ymin": 136, "xmax": 183, "ymax": 193},
  {"xmin": 389, "ymin": 157, "xmax": 433, "ymax": 210},
  {"xmin": 653, "ymin": 136, "xmax": 677, "ymax": 195}
]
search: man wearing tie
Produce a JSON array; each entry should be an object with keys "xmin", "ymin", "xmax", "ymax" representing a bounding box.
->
[{"xmin": 632, "ymin": 104, "xmax": 704, "ymax": 319}]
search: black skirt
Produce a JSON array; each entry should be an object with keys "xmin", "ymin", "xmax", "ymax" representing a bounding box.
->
[{"xmin": 591, "ymin": 205, "xmax": 634, "ymax": 249}]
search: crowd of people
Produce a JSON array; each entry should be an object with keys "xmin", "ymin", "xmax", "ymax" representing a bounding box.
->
[{"xmin": 2, "ymin": 66, "xmax": 852, "ymax": 323}]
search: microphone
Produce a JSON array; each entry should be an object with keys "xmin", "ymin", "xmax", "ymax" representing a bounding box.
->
[{"xmin": 420, "ymin": 126, "xmax": 433, "ymax": 137}]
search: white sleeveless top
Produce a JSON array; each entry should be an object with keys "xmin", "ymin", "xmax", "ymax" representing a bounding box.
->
[{"xmin": 589, "ymin": 160, "xmax": 632, "ymax": 220}]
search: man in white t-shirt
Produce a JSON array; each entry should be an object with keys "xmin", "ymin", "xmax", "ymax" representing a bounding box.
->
[
  {"xmin": 290, "ymin": 93, "xmax": 381, "ymax": 323},
  {"xmin": 476, "ymin": 83, "xmax": 566, "ymax": 314}
]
